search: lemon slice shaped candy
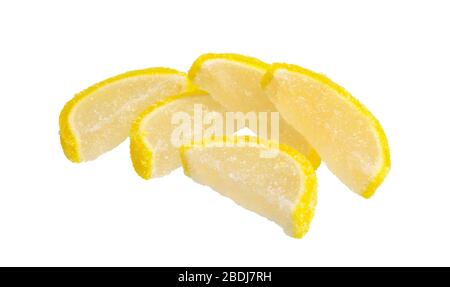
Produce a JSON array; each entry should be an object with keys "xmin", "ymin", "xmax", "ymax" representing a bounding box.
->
[
  {"xmin": 188, "ymin": 53, "xmax": 321, "ymax": 168},
  {"xmin": 131, "ymin": 90, "xmax": 226, "ymax": 179},
  {"xmin": 59, "ymin": 68, "xmax": 191, "ymax": 162},
  {"xmin": 180, "ymin": 135, "xmax": 317, "ymax": 238},
  {"xmin": 262, "ymin": 63, "xmax": 390, "ymax": 198}
]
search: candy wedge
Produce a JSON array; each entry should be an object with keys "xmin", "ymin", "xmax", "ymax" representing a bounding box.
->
[
  {"xmin": 180, "ymin": 136, "xmax": 318, "ymax": 238},
  {"xmin": 59, "ymin": 68, "xmax": 191, "ymax": 162},
  {"xmin": 262, "ymin": 63, "xmax": 390, "ymax": 198},
  {"xmin": 188, "ymin": 53, "xmax": 321, "ymax": 168},
  {"xmin": 131, "ymin": 90, "xmax": 226, "ymax": 179}
]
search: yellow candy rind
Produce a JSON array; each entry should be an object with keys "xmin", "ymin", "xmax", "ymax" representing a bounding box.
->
[{"xmin": 188, "ymin": 53, "xmax": 270, "ymax": 80}]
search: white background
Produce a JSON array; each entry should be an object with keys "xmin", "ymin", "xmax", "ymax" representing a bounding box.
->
[{"xmin": 0, "ymin": 0, "xmax": 449, "ymax": 267}]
